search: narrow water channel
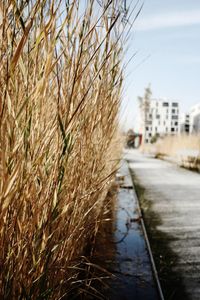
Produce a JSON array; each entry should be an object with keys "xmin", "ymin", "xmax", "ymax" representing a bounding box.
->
[
  {"xmin": 107, "ymin": 185, "xmax": 159, "ymax": 298},
  {"xmin": 93, "ymin": 161, "xmax": 160, "ymax": 299}
]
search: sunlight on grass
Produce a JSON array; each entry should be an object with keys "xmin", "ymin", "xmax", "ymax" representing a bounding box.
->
[{"xmin": 0, "ymin": 0, "xmax": 128, "ymax": 298}]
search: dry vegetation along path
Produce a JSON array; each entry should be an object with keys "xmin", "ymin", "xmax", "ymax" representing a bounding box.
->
[{"xmin": 125, "ymin": 149, "xmax": 200, "ymax": 300}]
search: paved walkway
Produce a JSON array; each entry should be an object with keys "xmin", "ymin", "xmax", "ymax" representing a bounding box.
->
[{"xmin": 125, "ymin": 149, "xmax": 200, "ymax": 300}]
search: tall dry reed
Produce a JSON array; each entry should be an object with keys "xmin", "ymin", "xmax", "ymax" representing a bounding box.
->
[
  {"xmin": 154, "ymin": 134, "xmax": 200, "ymax": 157},
  {"xmin": 142, "ymin": 134, "xmax": 200, "ymax": 170},
  {"xmin": 0, "ymin": 1, "xmax": 128, "ymax": 298}
]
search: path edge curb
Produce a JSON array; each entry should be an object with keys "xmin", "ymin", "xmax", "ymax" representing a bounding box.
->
[{"xmin": 125, "ymin": 160, "xmax": 165, "ymax": 300}]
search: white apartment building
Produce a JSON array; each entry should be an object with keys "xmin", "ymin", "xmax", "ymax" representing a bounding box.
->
[
  {"xmin": 140, "ymin": 99, "xmax": 180, "ymax": 143},
  {"xmin": 189, "ymin": 103, "xmax": 200, "ymax": 134},
  {"xmin": 180, "ymin": 113, "xmax": 190, "ymax": 134}
]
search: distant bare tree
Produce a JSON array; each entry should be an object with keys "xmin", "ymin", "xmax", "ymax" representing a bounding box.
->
[{"xmin": 138, "ymin": 85, "xmax": 152, "ymax": 143}]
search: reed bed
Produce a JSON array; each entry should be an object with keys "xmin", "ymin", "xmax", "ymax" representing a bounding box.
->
[
  {"xmin": 142, "ymin": 135, "xmax": 200, "ymax": 170},
  {"xmin": 154, "ymin": 135, "xmax": 200, "ymax": 157},
  {"xmin": 0, "ymin": 0, "xmax": 128, "ymax": 298}
]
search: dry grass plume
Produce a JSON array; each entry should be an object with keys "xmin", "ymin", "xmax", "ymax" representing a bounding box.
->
[{"xmin": 0, "ymin": 0, "xmax": 129, "ymax": 298}]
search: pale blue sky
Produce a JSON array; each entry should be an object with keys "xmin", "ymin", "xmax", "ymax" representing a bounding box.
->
[{"xmin": 121, "ymin": 0, "xmax": 200, "ymax": 130}]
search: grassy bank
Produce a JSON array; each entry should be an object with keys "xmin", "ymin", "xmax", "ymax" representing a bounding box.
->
[
  {"xmin": 0, "ymin": 1, "xmax": 126, "ymax": 298},
  {"xmin": 142, "ymin": 135, "xmax": 200, "ymax": 171}
]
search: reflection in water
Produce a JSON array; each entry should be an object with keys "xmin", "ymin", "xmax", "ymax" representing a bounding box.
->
[
  {"xmin": 107, "ymin": 188, "xmax": 159, "ymax": 300},
  {"xmin": 87, "ymin": 162, "xmax": 159, "ymax": 300}
]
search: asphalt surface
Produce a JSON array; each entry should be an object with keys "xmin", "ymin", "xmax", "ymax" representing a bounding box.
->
[{"xmin": 125, "ymin": 149, "xmax": 200, "ymax": 300}]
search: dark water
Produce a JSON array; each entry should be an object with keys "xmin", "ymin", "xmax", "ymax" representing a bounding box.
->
[
  {"xmin": 78, "ymin": 162, "xmax": 160, "ymax": 299},
  {"xmin": 106, "ymin": 187, "xmax": 159, "ymax": 300}
]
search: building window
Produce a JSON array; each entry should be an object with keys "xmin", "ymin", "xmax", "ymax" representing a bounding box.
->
[
  {"xmin": 163, "ymin": 102, "xmax": 169, "ymax": 107},
  {"xmin": 146, "ymin": 126, "xmax": 149, "ymax": 131},
  {"xmin": 172, "ymin": 115, "xmax": 178, "ymax": 120},
  {"xmin": 175, "ymin": 122, "xmax": 178, "ymax": 126},
  {"xmin": 172, "ymin": 109, "xmax": 176, "ymax": 114},
  {"xmin": 172, "ymin": 102, "xmax": 178, "ymax": 107},
  {"xmin": 171, "ymin": 128, "xmax": 175, "ymax": 132},
  {"xmin": 156, "ymin": 115, "xmax": 160, "ymax": 119}
]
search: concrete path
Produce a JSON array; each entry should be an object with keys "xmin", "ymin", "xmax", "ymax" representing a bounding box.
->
[{"xmin": 125, "ymin": 149, "xmax": 200, "ymax": 300}]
